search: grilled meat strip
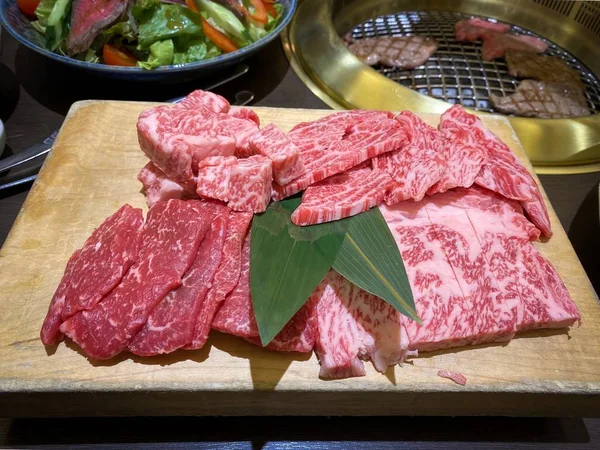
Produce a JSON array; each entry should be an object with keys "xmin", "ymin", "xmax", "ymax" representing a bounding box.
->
[
  {"xmin": 346, "ymin": 35, "xmax": 438, "ymax": 69},
  {"xmin": 490, "ymin": 80, "xmax": 590, "ymax": 119},
  {"xmin": 505, "ymin": 49, "xmax": 584, "ymax": 86}
]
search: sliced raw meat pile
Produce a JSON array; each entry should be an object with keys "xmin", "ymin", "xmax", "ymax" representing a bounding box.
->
[
  {"xmin": 380, "ymin": 186, "xmax": 580, "ymax": 353},
  {"xmin": 481, "ymin": 33, "xmax": 547, "ymax": 61},
  {"xmin": 490, "ymin": 80, "xmax": 590, "ymax": 119},
  {"xmin": 136, "ymin": 90, "xmax": 259, "ymax": 184},
  {"xmin": 186, "ymin": 211, "xmax": 253, "ymax": 350},
  {"xmin": 273, "ymin": 110, "xmax": 408, "ymax": 200},
  {"xmin": 60, "ymin": 199, "xmax": 211, "ymax": 360},
  {"xmin": 291, "ymin": 165, "xmax": 393, "ymax": 226},
  {"xmin": 138, "ymin": 162, "xmax": 198, "ymax": 207},
  {"xmin": 196, "ymin": 155, "xmax": 273, "ymax": 213},
  {"xmin": 212, "ymin": 233, "xmax": 318, "ymax": 352},
  {"xmin": 249, "ymin": 123, "xmax": 306, "ymax": 186},
  {"xmin": 455, "ymin": 18, "xmax": 509, "ymax": 42},
  {"xmin": 40, "ymin": 204, "xmax": 143, "ymax": 346},
  {"xmin": 504, "ymin": 50, "xmax": 584, "ymax": 86},
  {"xmin": 346, "ymin": 36, "xmax": 438, "ymax": 69},
  {"xmin": 314, "ymin": 270, "xmax": 415, "ymax": 379},
  {"xmin": 128, "ymin": 203, "xmax": 228, "ymax": 356},
  {"xmin": 439, "ymin": 104, "xmax": 552, "ymax": 237},
  {"xmin": 66, "ymin": 0, "xmax": 128, "ymax": 55},
  {"xmin": 372, "ymin": 111, "xmax": 446, "ymax": 204}
]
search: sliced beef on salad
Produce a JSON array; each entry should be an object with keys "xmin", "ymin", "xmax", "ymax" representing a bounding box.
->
[{"xmin": 25, "ymin": 0, "xmax": 284, "ymax": 69}]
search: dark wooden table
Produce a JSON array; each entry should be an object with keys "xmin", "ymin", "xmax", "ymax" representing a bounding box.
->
[{"xmin": 1, "ymin": 30, "xmax": 600, "ymax": 449}]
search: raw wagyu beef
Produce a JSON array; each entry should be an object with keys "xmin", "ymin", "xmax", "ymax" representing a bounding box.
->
[
  {"xmin": 249, "ymin": 123, "xmax": 306, "ymax": 185},
  {"xmin": 372, "ymin": 111, "xmax": 446, "ymax": 204},
  {"xmin": 439, "ymin": 105, "xmax": 552, "ymax": 236},
  {"xmin": 66, "ymin": 0, "xmax": 128, "ymax": 55},
  {"xmin": 129, "ymin": 204, "xmax": 229, "ymax": 356},
  {"xmin": 272, "ymin": 110, "xmax": 408, "ymax": 200},
  {"xmin": 136, "ymin": 90, "xmax": 259, "ymax": 184},
  {"xmin": 186, "ymin": 211, "xmax": 253, "ymax": 350},
  {"xmin": 60, "ymin": 200, "xmax": 212, "ymax": 360},
  {"xmin": 314, "ymin": 270, "xmax": 415, "ymax": 379},
  {"xmin": 212, "ymin": 233, "xmax": 318, "ymax": 353},
  {"xmin": 380, "ymin": 186, "xmax": 580, "ymax": 353},
  {"xmin": 291, "ymin": 165, "xmax": 394, "ymax": 226},
  {"xmin": 40, "ymin": 204, "xmax": 143, "ymax": 346},
  {"xmin": 196, "ymin": 155, "xmax": 273, "ymax": 213},
  {"xmin": 138, "ymin": 162, "xmax": 198, "ymax": 207}
]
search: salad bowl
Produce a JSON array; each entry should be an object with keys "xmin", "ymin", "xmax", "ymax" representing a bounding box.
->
[{"xmin": 0, "ymin": 0, "xmax": 296, "ymax": 80}]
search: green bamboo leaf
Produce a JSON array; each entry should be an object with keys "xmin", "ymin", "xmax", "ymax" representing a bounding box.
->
[
  {"xmin": 250, "ymin": 197, "xmax": 351, "ymax": 346},
  {"xmin": 332, "ymin": 207, "xmax": 421, "ymax": 323}
]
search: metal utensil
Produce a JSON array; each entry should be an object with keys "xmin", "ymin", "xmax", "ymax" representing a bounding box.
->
[{"xmin": 0, "ymin": 65, "xmax": 254, "ymax": 191}]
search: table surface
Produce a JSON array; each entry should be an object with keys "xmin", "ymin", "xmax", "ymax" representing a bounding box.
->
[{"xmin": 1, "ymin": 27, "xmax": 600, "ymax": 449}]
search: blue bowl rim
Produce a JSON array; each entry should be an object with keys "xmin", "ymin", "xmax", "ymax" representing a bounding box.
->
[{"xmin": 0, "ymin": 0, "xmax": 296, "ymax": 74}]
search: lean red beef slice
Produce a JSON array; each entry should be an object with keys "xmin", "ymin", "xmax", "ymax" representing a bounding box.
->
[
  {"xmin": 249, "ymin": 123, "xmax": 306, "ymax": 186},
  {"xmin": 291, "ymin": 165, "xmax": 394, "ymax": 226},
  {"xmin": 128, "ymin": 203, "xmax": 229, "ymax": 356},
  {"xmin": 40, "ymin": 204, "xmax": 143, "ymax": 346},
  {"xmin": 272, "ymin": 110, "xmax": 408, "ymax": 201},
  {"xmin": 314, "ymin": 270, "xmax": 416, "ymax": 379},
  {"xmin": 372, "ymin": 111, "xmax": 446, "ymax": 204},
  {"xmin": 211, "ymin": 233, "xmax": 318, "ymax": 352},
  {"xmin": 196, "ymin": 155, "xmax": 273, "ymax": 213},
  {"xmin": 455, "ymin": 18, "xmax": 510, "ymax": 42},
  {"xmin": 60, "ymin": 199, "xmax": 212, "ymax": 360},
  {"xmin": 66, "ymin": 0, "xmax": 128, "ymax": 55},
  {"xmin": 186, "ymin": 211, "xmax": 253, "ymax": 350},
  {"xmin": 138, "ymin": 162, "xmax": 198, "ymax": 207},
  {"xmin": 438, "ymin": 105, "xmax": 552, "ymax": 237}
]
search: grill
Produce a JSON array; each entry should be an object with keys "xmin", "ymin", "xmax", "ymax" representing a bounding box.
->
[
  {"xmin": 346, "ymin": 10, "xmax": 600, "ymax": 115},
  {"xmin": 282, "ymin": 0, "xmax": 600, "ymax": 173}
]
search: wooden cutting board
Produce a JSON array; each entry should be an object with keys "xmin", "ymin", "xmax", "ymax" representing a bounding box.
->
[{"xmin": 1, "ymin": 101, "xmax": 599, "ymax": 418}]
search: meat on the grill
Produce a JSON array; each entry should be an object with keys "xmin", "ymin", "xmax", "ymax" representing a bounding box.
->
[
  {"xmin": 504, "ymin": 50, "xmax": 584, "ymax": 86},
  {"xmin": 481, "ymin": 33, "xmax": 547, "ymax": 61},
  {"xmin": 455, "ymin": 18, "xmax": 510, "ymax": 42},
  {"xmin": 346, "ymin": 35, "xmax": 438, "ymax": 69},
  {"xmin": 490, "ymin": 80, "xmax": 590, "ymax": 119},
  {"xmin": 66, "ymin": 0, "xmax": 128, "ymax": 55}
]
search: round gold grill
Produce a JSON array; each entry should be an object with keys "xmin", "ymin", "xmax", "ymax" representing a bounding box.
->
[{"xmin": 283, "ymin": 0, "xmax": 600, "ymax": 174}]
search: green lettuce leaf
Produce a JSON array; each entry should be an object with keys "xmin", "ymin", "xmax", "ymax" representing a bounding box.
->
[
  {"xmin": 34, "ymin": 0, "xmax": 58, "ymax": 26},
  {"xmin": 103, "ymin": 21, "xmax": 136, "ymax": 44},
  {"xmin": 138, "ymin": 39, "xmax": 174, "ymax": 69},
  {"xmin": 134, "ymin": 4, "xmax": 204, "ymax": 49},
  {"xmin": 45, "ymin": 0, "xmax": 71, "ymax": 51},
  {"xmin": 172, "ymin": 36, "xmax": 221, "ymax": 64}
]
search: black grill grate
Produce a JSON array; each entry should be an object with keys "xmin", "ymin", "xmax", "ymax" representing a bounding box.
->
[{"xmin": 347, "ymin": 10, "xmax": 600, "ymax": 115}]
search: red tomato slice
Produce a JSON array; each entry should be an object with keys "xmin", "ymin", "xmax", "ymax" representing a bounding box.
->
[
  {"xmin": 102, "ymin": 44, "xmax": 138, "ymax": 67},
  {"xmin": 201, "ymin": 17, "xmax": 238, "ymax": 53},
  {"xmin": 17, "ymin": 0, "xmax": 41, "ymax": 17}
]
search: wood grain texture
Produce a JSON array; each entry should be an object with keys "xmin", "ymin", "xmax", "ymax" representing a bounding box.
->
[{"xmin": 0, "ymin": 101, "xmax": 599, "ymax": 418}]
